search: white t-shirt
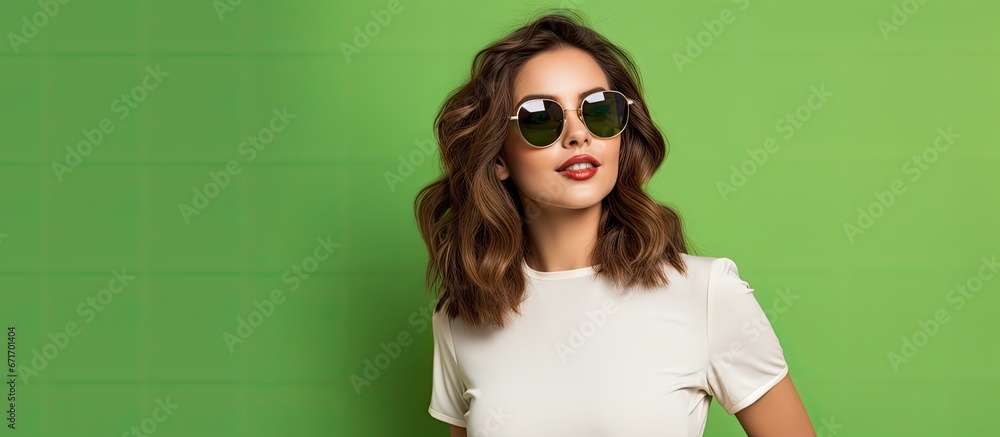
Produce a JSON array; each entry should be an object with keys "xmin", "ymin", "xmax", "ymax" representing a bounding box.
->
[{"xmin": 428, "ymin": 253, "xmax": 789, "ymax": 437}]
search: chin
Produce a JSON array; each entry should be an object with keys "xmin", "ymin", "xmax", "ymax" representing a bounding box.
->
[{"xmin": 553, "ymin": 192, "xmax": 612, "ymax": 209}]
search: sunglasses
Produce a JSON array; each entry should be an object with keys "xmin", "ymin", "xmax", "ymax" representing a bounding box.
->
[{"xmin": 508, "ymin": 90, "xmax": 634, "ymax": 148}]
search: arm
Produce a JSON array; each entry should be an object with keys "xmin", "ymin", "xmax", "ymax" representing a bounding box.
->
[
  {"xmin": 734, "ymin": 373, "xmax": 815, "ymax": 437},
  {"xmin": 450, "ymin": 425, "xmax": 467, "ymax": 437}
]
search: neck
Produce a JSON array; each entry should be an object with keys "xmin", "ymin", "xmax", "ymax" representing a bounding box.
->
[{"xmin": 523, "ymin": 200, "xmax": 601, "ymax": 272}]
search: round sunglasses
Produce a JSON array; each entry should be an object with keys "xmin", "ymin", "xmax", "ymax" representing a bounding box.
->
[{"xmin": 508, "ymin": 90, "xmax": 634, "ymax": 147}]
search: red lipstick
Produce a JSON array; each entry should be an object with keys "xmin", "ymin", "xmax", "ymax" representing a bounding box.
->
[{"xmin": 557, "ymin": 154, "xmax": 600, "ymax": 181}]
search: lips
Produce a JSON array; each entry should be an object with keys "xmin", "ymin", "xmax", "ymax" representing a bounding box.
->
[{"xmin": 557, "ymin": 154, "xmax": 600, "ymax": 172}]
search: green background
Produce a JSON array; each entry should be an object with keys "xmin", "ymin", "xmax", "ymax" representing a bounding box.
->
[{"xmin": 0, "ymin": 0, "xmax": 997, "ymax": 435}]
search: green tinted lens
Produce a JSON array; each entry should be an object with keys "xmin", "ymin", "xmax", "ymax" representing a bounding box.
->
[
  {"xmin": 517, "ymin": 99, "xmax": 564, "ymax": 147},
  {"xmin": 582, "ymin": 91, "xmax": 629, "ymax": 138}
]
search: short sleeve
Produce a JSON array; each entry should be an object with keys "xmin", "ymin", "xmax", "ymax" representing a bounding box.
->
[
  {"xmin": 705, "ymin": 258, "xmax": 789, "ymax": 415},
  {"xmin": 428, "ymin": 309, "xmax": 470, "ymax": 427}
]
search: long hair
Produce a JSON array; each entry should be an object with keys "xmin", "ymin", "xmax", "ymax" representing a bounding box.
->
[{"xmin": 414, "ymin": 9, "xmax": 692, "ymax": 331}]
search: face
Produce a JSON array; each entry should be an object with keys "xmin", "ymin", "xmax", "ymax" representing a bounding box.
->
[{"xmin": 496, "ymin": 46, "xmax": 621, "ymax": 214}]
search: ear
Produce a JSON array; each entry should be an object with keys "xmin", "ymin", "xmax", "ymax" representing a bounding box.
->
[{"xmin": 495, "ymin": 153, "xmax": 510, "ymax": 181}]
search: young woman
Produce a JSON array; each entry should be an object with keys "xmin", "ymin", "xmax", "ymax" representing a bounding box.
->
[{"xmin": 415, "ymin": 10, "xmax": 814, "ymax": 437}]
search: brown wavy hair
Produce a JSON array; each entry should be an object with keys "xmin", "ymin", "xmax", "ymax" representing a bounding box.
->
[{"xmin": 414, "ymin": 9, "xmax": 693, "ymax": 331}]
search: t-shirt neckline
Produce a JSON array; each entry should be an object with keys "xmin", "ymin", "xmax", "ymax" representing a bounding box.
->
[{"xmin": 522, "ymin": 260, "xmax": 600, "ymax": 280}]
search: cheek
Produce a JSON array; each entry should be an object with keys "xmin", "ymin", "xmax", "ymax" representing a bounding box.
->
[
  {"xmin": 502, "ymin": 131, "xmax": 533, "ymax": 171},
  {"xmin": 602, "ymin": 140, "xmax": 622, "ymax": 173},
  {"xmin": 504, "ymin": 132, "xmax": 546, "ymax": 173},
  {"xmin": 507, "ymin": 149, "xmax": 554, "ymax": 183},
  {"xmin": 504, "ymin": 123, "xmax": 519, "ymax": 146}
]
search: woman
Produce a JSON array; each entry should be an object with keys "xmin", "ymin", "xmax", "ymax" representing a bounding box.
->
[{"xmin": 414, "ymin": 10, "xmax": 814, "ymax": 437}]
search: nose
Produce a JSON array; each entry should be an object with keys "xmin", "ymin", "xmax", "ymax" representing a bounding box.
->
[{"xmin": 561, "ymin": 107, "xmax": 590, "ymax": 149}]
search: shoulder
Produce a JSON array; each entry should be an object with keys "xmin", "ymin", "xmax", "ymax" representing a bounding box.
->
[
  {"xmin": 677, "ymin": 252, "xmax": 734, "ymax": 278},
  {"xmin": 675, "ymin": 253, "xmax": 746, "ymax": 295},
  {"xmin": 677, "ymin": 252, "xmax": 719, "ymax": 273},
  {"xmin": 679, "ymin": 252, "xmax": 741, "ymax": 270},
  {"xmin": 431, "ymin": 309, "xmax": 457, "ymax": 343}
]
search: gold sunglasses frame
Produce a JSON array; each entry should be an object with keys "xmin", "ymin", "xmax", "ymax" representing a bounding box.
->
[{"xmin": 507, "ymin": 90, "xmax": 635, "ymax": 148}]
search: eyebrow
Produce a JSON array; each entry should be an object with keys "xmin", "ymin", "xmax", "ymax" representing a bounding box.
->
[{"xmin": 515, "ymin": 86, "xmax": 608, "ymax": 107}]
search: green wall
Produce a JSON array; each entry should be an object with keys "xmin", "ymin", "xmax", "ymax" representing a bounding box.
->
[{"xmin": 0, "ymin": 0, "xmax": 996, "ymax": 435}]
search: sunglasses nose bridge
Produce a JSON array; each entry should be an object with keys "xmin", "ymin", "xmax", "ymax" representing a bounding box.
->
[
  {"xmin": 555, "ymin": 105, "xmax": 593, "ymax": 149},
  {"xmin": 561, "ymin": 106, "xmax": 586, "ymax": 127}
]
